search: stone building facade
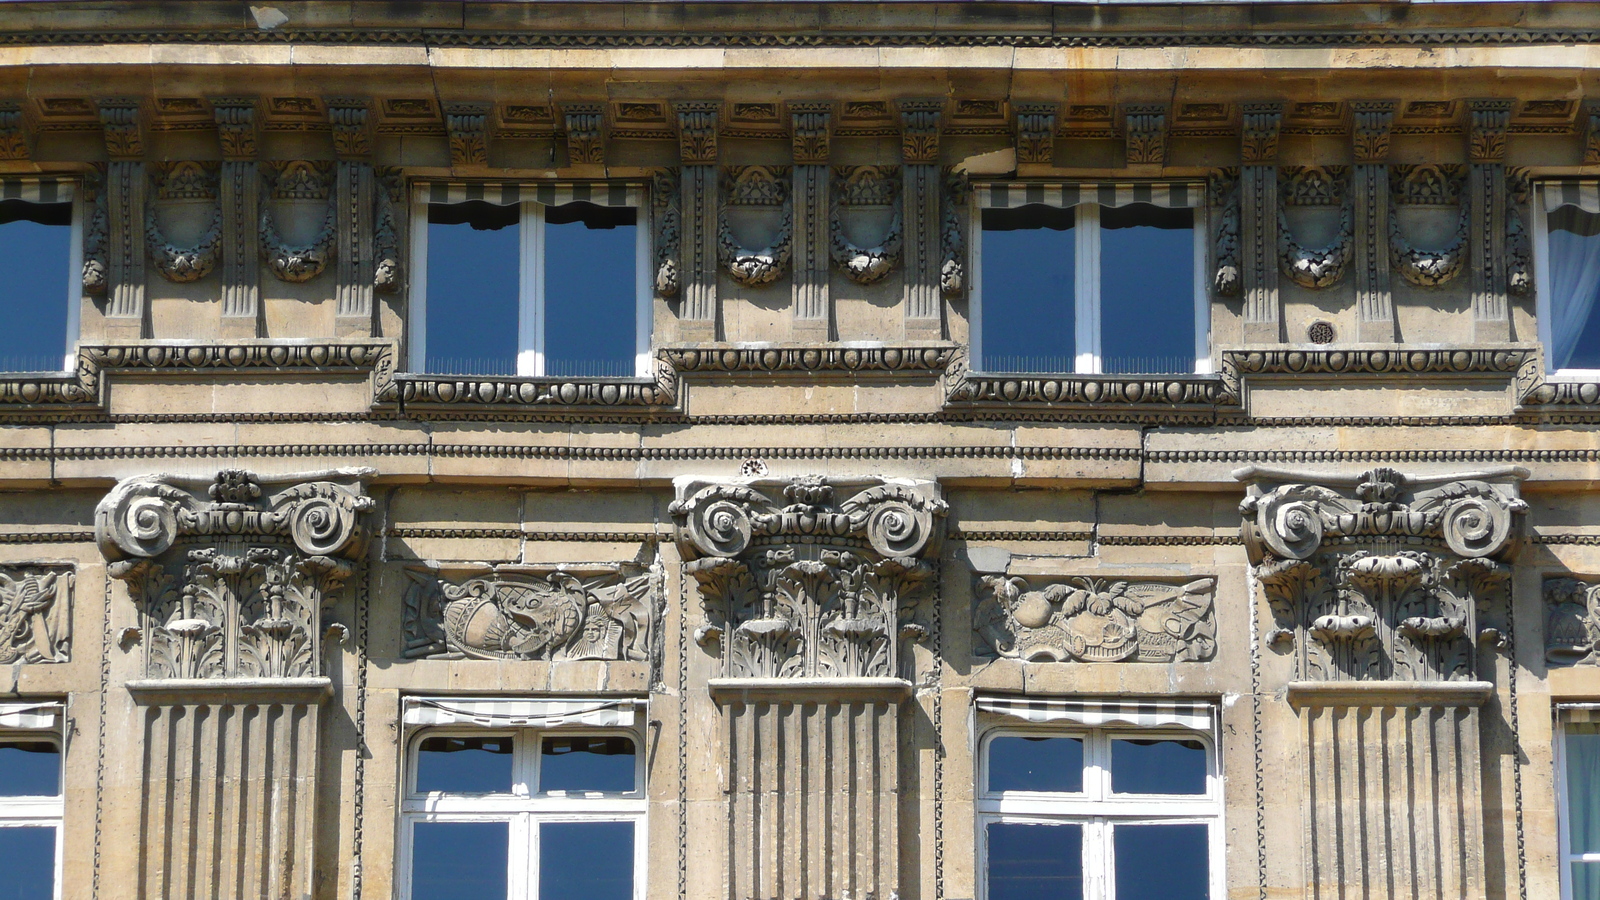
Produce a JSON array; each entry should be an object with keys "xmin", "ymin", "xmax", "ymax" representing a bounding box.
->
[{"xmin": 2, "ymin": 2, "xmax": 1600, "ymax": 899}]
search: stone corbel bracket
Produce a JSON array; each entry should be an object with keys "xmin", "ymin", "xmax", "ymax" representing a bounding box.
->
[{"xmin": 672, "ymin": 475, "xmax": 945, "ymax": 689}]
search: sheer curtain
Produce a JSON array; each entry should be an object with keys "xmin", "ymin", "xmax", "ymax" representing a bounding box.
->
[
  {"xmin": 1569, "ymin": 727, "xmax": 1600, "ymax": 900},
  {"xmin": 1547, "ymin": 205, "xmax": 1600, "ymax": 370}
]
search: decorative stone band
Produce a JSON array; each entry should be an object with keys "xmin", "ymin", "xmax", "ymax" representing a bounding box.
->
[
  {"xmin": 975, "ymin": 695, "xmax": 1216, "ymax": 732},
  {"xmin": 976, "ymin": 181, "xmax": 1201, "ymax": 210},
  {"xmin": 422, "ymin": 181, "xmax": 640, "ymax": 208},
  {"xmin": 0, "ymin": 176, "xmax": 74, "ymax": 203},
  {"xmin": 0, "ymin": 700, "xmax": 61, "ymax": 730},
  {"xmin": 401, "ymin": 696, "xmax": 642, "ymax": 728}
]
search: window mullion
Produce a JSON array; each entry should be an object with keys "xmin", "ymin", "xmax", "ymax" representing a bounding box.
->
[
  {"xmin": 1075, "ymin": 203, "xmax": 1101, "ymax": 374},
  {"xmin": 519, "ymin": 201, "xmax": 543, "ymax": 377}
]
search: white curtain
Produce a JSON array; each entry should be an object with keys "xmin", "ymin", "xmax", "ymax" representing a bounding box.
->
[
  {"xmin": 1547, "ymin": 205, "xmax": 1600, "ymax": 370},
  {"xmin": 1570, "ymin": 727, "xmax": 1600, "ymax": 900}
]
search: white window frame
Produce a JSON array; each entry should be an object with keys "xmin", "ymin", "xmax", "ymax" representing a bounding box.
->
[
  {"xmin": 398, "ymin": 724, "xmax": 648, "ymax": 900},
  {"xmin": 407, "ymin": 186, "xmax": 651, "ymax": 378},
  {"xmin": 0, "ymin": 703, "xmax": 66, "ymax": 900},
  {"xmin": 977, "ymin": 725, "xmax": 1224, "ymax": 900},
  {"xmin": 1556, "ymin": 707, "xmax": 1600, "ymax": 900},
  {"xmin": 970, "ymin": 190, "xmax": 1210, "ymax": 377}
]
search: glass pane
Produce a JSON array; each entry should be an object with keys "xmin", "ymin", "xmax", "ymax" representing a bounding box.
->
[
  {"xmin": 0, "ymin": 201, "xmax": 71, "ymax": 373},
  {"xmin": 986, "ymin": 822, "xmax": 1082, "ymax": 900},
  {"xmin": 986, "ymin": 735, "xmax": 1083, "ymax": 794},
  {"xmin": 0, "ymin": 741, "xmax": 59, "ymax": 796},
  {"xmin": 1569, "ymin": 726, "xmax": 1600, "ymax": 854},
  {"xmin": 411, "ymin": 821, "xmax": 508, "ymax": 900},
  {"xmin": 1575, "ymin": 860, "xmax": 1600, "ymax": 900},
  {"xmin": 540, "ymin": 735, "xmax": 636, "ymax": 793},
  {"xmin": 415, "ymin": 735, "xmax": 514, "ymax": 794},
  {"xmin": 980, "ymin": 205, "xmax": 1075, "ymax": 374},
  {"xmin": 541, "ymin": 822, "xmax": 633, "ymax": 900},
  {"xmin": 1114, "ymin": 823, "xmax": 1209, "ymax": 900},
  {"xmin": 544, "ymin": 203, "xmax": 637, "ymax": 378},
  {"xmin": 0, "ymin": 826, "xmax": 54, "ymax": 900},
  {"xmin": 1111, "ymin": 738, "xmax": 1207, "ymax": 795},
  {"xmin": 1100, "ymin": 203, "xmax": 1195, "ymax": 374},
  {"xmin": 425, "ymin": 202, "xmax": 520, "ymax": 376},
  {"xmin": 1546, "ymin": 205, "xmax": 1600, "ymax": 370}
]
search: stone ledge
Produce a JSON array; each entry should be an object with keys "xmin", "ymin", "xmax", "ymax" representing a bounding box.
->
[
  {"xmin": 1286, "ymin": 680, "xmax": 1494, "ymax": 709},
  {"xmin": 708, "ymin": 677, "xmax": 914, "ymax": 704},
  {"xmin": 126, "ymin": 677, "xmax": 334, "ymax": 706}
]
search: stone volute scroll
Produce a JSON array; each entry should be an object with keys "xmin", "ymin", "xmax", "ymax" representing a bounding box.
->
[
  {"xmin": 95, "ymin": 467, "xmax": 374, "ymax": 697},
  {"xmin": 672, "ymin": 475, "xmax": 945, "ymax": 698},
  {"xmin": 1236, "ymin": 465, "xmax": 1525, "ymax": 706}
]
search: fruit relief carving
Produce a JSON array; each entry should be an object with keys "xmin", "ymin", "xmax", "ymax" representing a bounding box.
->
[
  {"xmin": 974, "ymin": 574, "xmax": 1216, "ymax": 663},
  {"xmin": 402, "ymin": 565, "xmax": 654, "ymax": 662},
  {"xmin": 1238, "ymin": 466, "xmax": 1524, "ymax": 683},
  {"xmin": 0, "ymin": 567, "xmax": 72, "ymax": 664},
  {"xmin": 672, "ymin": 476, "xmax": 945, "ymax": 681},
  {"xmin": 95, "ymin": 468, "xmax": 372, "ymax": 681}
]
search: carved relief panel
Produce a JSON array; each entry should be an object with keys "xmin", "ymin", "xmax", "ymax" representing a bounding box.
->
[
  {"xmin": 402, "ymin": 564, "xmax": 654, "ymax": 662},
  {"xmin": 0, "ymin": 567, "xmax": 71, "ymax": 663},
  {"xmin": 1238, "ymin": 466, "xmax": 1524, "ymax": 682},
  {"xmin": 94, "ymin": 469, "xmax": 371, "ymax": 680},
  {"xmin": 1547, "ymin": 578, "xmax": 1600, "ymax": 666},
  {"xmin": 672, "ymin": 476, "xmax": 945, "ymax": 681},
  {"xmin": 974, "ymin": 575, "xmax": 1216, "ymax": 663}
]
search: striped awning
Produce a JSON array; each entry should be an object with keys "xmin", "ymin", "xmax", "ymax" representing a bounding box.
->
[
  {"xmin": 978, "ymin": 182, "xmax": 1200, "ymax": 210},
  {"xmin": 0, "ymin": 177, "xmax": 74, "ymax": 204},
  {"xmin": 0, "ymin": 701, "xmax": 61, "ymax": 731},
  {"xmin": 403, "ymin": 697, "xmax": 641, "ymax": 729},
  {"xmin": 1558, "ymin": 703, "xmax": 1600, "ymax": 725},
  {"xmin": 424, "ymin": 181, "xmax": 639, "ymax": 208},
  {"xmin": 1540, "ymin": 179, "xmax": 1600, "ymax": 215},
  {"xmin": 976, "ymin": 696, "xmax": 1215, "ymax": 732}
]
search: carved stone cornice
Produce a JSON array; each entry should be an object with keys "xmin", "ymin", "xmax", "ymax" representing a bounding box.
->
[
  {"xmin": 1240, "ymin": 102, "xmax": 1283, "ymax": 163},
  {"xmin": 95, "ymin": 468, "xmax": 374, "ymax": 681},
  {"xmin": 562, "ymin": 102, "xmax": 606, "ymax": 166},
  {"xmin": 672, "ymin": 476, "xmax": 945, "ymax": 681},
  {"xmin": 975, "ymin": 574, "xmax": 1216, "ymax": 663},
  {"xmin": 326, "ymin": 97, "xmax": 371, "ymax": 160},
  {"xmin": 1467, "ymin": 99, "xmax": 1513, "ymax": 163},
  {"xmin": 210, "ymin": 97, "xmax": 257, "ymax": 159},
  {"xmin": 1013, "ymin": 103, "xmax": 1056, "ymax": 165},
  {"xmin": 789, "ymin": 102, "xmax": 832, "ymax": 163},
  {"xmin": 1122, "ymin": 103, "xmax": 1168, "ymax": 166},
  {"xmin": 0, "ymin": 102, "xmax": 33, "ymax": 161},
  {"xmin": 1237, "ymin": 465, "xmax": 1525, "ymax": 683},
  {"xmin": 403, "ymin": 564, "xmax": 653, "ymax": 662},
  {"xmin": 896, "ymin": 99, "xmax": 944, "ymax": 163},
  {"xmin": 675, "ymin": 101, "xmax": 720, "ymax": 164},
  {"xmin": 98, "ymin": 98, "xmax": 143, "ymax": 159},
  {"xmin": 1351, "ymin": 101, "xmax": 1396, "ymax": 163},
  {"xmin": 444, "ymin": 102, "xmax": 490, "ymax": 167}
]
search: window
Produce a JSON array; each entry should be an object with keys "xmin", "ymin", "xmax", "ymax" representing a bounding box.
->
[
  {"xmin": 409, "ymin": 183, "xmax": 649, "ymax": 378},
  {"xmin": 972, "ymin": 183, "xmax": 1207, "ymax": 376},
  {"xmin": 1559, "ymin": 707, "xmax": 1600, "ymax": 900},
  {"xmin": 400, "ymin": 698, "xmax": 645, "ymax": 900},
  {"xmin": 977, "ymin": 697, "xmax": 1221, "ymax": 900},
  {"xmin": 1536, "ymin": 180, "xmax": 1600, "ymax": 374},
  {"xmin": 0, "ymin": 702, "xmax": 65, "ymax": 900},
  {"xmin": 0, "ymin": 179, "xmax": 79, "ymax": 373}
]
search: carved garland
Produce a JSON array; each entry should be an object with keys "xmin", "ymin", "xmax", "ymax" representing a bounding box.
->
[
  {"xmin": 81, "ymin": 167, "xmax": 108, "ymax": 295},
  {"xmin": 1277, "ymin": 174, "xmax": 1354, "ymax": 290},
  {"xmin": 145, "ymin": 162, "xmax": 223, "ymax": 284},
  {"xmin": 717, "ymin": 165, "xmax": 793, "ymax": 287},
  {"xmin": 941, "ymin": 170, "xmax": 968, "ymax": 296},
  {"xmin": 829, "ymin": 166, "xmax": 903, "ymax": 285},
  {"xmin": 1389, "ymin": 165, "xmax": 1470, "ymax": 288},
  {"xmin": 652, "ymin": 169, "xmax": 681, "ymax": 296},
  {"xmin": 259, "ymin": 160, "xmax": 338, "ymax": 283},
  {"xmin": 1212, "ymin": 170, "xmax": 1241, "ymax": 296},
  {"xmin": 373, "ymin": 167, "xmax": 404, "ymax": 294}
]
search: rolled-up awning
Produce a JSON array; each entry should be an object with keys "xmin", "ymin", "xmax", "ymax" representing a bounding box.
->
[
  {"xmin": 1541, "ymin": 179, "xmax": 1600, "ymax": 215},
  {"xmin": 423, "ymin": 181, "xmax": 640, "ymax": 208},
  {"xmin": 0, "ymin": 701, "xmax": 62, "ymax": 731},
  {"xmin": 402, "ymin": 696, "xmax": 642, "ymax": 729},
  {"xmin": 976, "ymin": 696, "xmax": 1214, "ymax": 732},
  {"xmin": 977, "ymin": 182, "xmax": 1201, "ymax": 211}
]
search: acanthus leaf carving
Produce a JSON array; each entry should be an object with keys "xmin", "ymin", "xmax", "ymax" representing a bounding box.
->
[
  {"xmin": 829, "ymin": 166, "xmax": 902, "ymax": 285},
  {"xmin": 0, "ymin": 567, "xmax": 71, "ymax": 664},
  {"xmin": 1547, "ymin": 577, "xmax": 1600, "ymax": 666},
  {"xmin": 1013, "ymin": 103, "xmax": 1056, "ymax": 165},
  {"xmin": 717, "ymin": 165, "xmax": 792, "ymax": 287},
  {"xmin": 0, "ymin": 102, "xmax": 32, "ymax": 161},
  {"xmin": 403, "ymin": 565, "xmax": 653, "ymax": 662},
  {"xmin": 260, "ymin": 160, "xmax": 337, "ymax": 283},
  {"xmin": 1237, "ymin": 465, "xmax": 1524, "ymax": 683},
  {"xmin": 326, "ymin": 98, "xmax": 371, "ymax": 160},
  {"xmin": 95, "ymin": 468, "xmax": 372, "ymax": 681},
  {"xmin": 562, "ymin": 103, "xmax": 606, "ymax": 166},
  {"xmin": 975, "ymin": 574, "xmax": 1216, "ymax": 663},
  {"xmin": 1351, "ymin": 101, "xmax": 1396, "ymax": 163},
  {"xmin": 1122, "ymin": 103, "xmax": 1168, "ymax": 166},
  {"xmin": 445, "ymin": 103, "xmax": 490, "ymax": 167},
  {"xmin": 672, "ymin": 476, "xmax": 945, "ymax": 681}
]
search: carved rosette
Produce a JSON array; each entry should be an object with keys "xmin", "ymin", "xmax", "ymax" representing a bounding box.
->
[
  {"xmin": 975, "ymin": 575, "xmax": 1215, "ymax": 663},
  {"xmin": 403, "ymin": 566, "xmax": 653, "ymax": 662},
  {"xmin": 672, "ymin": 476, "xmax": 945, "ymax": 681},
  {"xmin": 1237, "ymin": 466, "xmax": 1524, "ymax": 683},
  {"xmin": 95, "ymin": 469, "xmax": 372, "ymax": 680}
]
